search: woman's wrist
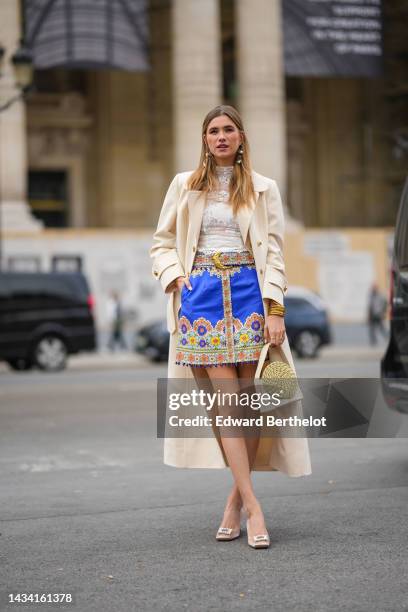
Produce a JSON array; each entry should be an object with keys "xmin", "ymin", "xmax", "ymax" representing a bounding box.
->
[{"xmin": 267, "ymin": 299, "xmax": 285, "ymax": 317}]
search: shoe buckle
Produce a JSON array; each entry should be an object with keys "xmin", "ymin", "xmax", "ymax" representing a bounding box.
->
[
  {"xmin": 218, "ymin": 527, "xmax": 232, "ymax": 535},
  {"xmin": 254, "ymin": 535, "xmax": 268, "ymax": 542}
]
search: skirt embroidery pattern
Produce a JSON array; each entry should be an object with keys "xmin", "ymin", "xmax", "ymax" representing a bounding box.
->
[{"xmin": 175, "ymin": 250, "xmax": 265, "ymax": 367}]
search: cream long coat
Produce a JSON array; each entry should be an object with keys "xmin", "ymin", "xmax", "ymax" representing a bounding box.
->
[{"xmin": 150, "ymin": 169, "xmax": 312, "ymax": 477}]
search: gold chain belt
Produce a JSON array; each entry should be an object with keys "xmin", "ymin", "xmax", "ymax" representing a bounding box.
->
[{"xmin": 194, "ymin": 250, "xmax": 255, "ymax": 269}]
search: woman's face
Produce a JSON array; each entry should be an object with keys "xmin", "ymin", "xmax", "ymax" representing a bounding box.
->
[{"xmin": 204, "ymin": 115, "xmax": 243, "ymax": 166}]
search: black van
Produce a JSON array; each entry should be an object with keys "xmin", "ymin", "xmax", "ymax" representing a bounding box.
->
[
  {"xmin": 0, "ymin": 271, "xmax": 96, "ymax": 372},
  {"xmin": 381, "ymin": 177, "xmax": 408, "ymax": 412}
]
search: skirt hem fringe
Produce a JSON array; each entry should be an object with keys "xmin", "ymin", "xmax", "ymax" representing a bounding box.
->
[{"xmin": 175, "ymin": 358, "xmax": 261, "ymax": 368}]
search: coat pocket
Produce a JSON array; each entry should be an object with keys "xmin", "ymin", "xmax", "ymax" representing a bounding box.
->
[{"xmin": 152, "ymin": 250, "xmax": 182, "ymax": 278}]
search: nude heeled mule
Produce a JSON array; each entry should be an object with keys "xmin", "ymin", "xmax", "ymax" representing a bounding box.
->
[
  {"xmin": 246, "ymin": 520, "xmax": 270, "ymax": 549},
  {"xmin": 215, "ymin": 526, "xmax": 241, "ymax": 541}
]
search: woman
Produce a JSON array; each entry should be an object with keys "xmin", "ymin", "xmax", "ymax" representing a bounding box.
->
[{"xmin": 150, "ymin": 105, "xmax": 311, "ymax": 549}]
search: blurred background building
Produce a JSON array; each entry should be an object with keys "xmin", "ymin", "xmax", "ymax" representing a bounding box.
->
[{"xmin": 0, "ymin": 0, "xmax": 407, "ymax": 334}]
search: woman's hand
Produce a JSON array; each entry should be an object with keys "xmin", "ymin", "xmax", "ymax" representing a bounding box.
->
[
  {"xmin": 175, "ymin": 276, "xmax": 192, "ymax": 291},
  {"xmin": 165, "ymin": 276, "xmax": 192, "ymax": 294},
  {"xmin": 264, "ymin": 314, "xmax": 286, "ymax": 346}
]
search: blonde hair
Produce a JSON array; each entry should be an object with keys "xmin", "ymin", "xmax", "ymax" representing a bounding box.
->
[{"xmin": 186, "ymin": 105, "xmax": 255, "ymax": 215}]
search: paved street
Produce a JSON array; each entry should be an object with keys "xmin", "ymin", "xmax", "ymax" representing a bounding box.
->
[{"xmin": 0, "ymin": 349, "xmax": 407, "ymax": 611}]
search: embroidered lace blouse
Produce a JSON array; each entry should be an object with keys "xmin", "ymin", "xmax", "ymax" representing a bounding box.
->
[{"xmin": 197, "ymin": 165, "xmax": 246, "ymax": 252}]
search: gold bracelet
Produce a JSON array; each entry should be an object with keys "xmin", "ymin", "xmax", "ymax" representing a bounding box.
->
[
  {"xmin": 268, "ymin": 300, "xmax": 285, "ymax": 316},
  {"xmin": 268, "ymin": 300, "xmax": 284, "ymax": 308},
  {"xmin": 268, "ymin": 310, "xmax": 285, "ymax": 317}
]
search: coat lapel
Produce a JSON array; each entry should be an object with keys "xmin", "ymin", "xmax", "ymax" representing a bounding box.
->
[{"xmin": 186, "ymin": 170, "xmax": 269, "ymax": 247}]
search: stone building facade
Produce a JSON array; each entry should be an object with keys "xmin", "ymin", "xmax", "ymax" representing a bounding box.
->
[
  {"xmin": 1, "ymin": 0, "xmax": 406, "ymax": 232},
  {"xmin": 0, "ymin": 0, "xmax": 406, "ymax": 327}
]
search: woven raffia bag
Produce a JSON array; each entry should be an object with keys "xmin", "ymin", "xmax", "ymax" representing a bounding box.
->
[{"xmin": 254, "ymin": 342, "xmax": 301, "ymax": 401}]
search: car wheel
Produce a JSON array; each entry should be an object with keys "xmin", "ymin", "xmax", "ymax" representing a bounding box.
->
[
  {"xmin": 294, "ymin": 330, "xmax": 321, "ymax": 358},
  {"xmin": 6, "ymin": 358, "xmax": 33, "ymax": 371},
  {"xmin": 33, "ymin": 335, "xmax": 68, "ymax": 371}
]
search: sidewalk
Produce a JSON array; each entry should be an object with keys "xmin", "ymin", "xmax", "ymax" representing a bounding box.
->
[
  {"xmin": 66, "ymin": 343, "xmax": 385, "ymax": 371},
  {"xmin": 0, "ymin": 324, "xmax": 387, "ymax": 373},
  {"xmin": 68, "ymin": 350, "xmax": 150, "ymax": 370},
  {"xmin": 71, "ymin": 319, "xmax": 388, "ymax": 370}
]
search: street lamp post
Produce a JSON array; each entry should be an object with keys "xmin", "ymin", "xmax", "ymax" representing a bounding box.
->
[{"xmin": 0, "ymin": 40, "xmax": 33, "ymax": 112}]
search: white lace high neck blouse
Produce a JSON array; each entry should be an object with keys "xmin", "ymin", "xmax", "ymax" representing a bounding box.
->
[{"xmin": 197, "ymin": 165, "xmax": 246, "ymax": 253}]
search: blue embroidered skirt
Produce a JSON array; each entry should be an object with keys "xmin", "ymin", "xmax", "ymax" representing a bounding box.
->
[{"xmin": 176, "ymin": 250, "xmax": 265, "ymax": 367}]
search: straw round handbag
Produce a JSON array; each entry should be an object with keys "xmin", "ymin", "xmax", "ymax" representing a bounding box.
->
[{"xmin": 255, "ymin": 342, "xmax": 299, "ymax": 400}]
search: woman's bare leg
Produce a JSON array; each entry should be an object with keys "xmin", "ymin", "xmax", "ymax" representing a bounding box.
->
[
  {"xmin": 191, "ymin": 366, "xmax": 241, "ymax": 531},
  {"xmin": 222, "ymin": 363, "xmax": 261, "ymax": 519},
  {"xmin": 192, "ymin": 363, "xmax": 267, "ymax": 537}
]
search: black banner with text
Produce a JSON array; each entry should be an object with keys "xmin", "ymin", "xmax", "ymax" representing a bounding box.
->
[{"xmin": 282, "ymin": 0, "xmax": 383, "ymax": 77}]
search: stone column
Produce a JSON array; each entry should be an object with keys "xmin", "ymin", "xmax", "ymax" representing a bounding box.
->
[
  {"xmin": 0, "ymin": 0, "xmax": 42, "ymax": 234},
  {"xmin": 236, "ymin": 0, "xmax": 294, "ymax": 214},
  {"xmin": 172, "ymin": 0, "xmax": 222, "ymax": 173}
]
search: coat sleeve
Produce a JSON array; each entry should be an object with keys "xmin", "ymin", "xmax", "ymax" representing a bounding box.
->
[
  {"xmin": 262, "ymin": 180, "xmax": 288, "ymax": 306},
  {"xmin": 150, "ymin": 174, "xmax": 185, "ymax": 294}
]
